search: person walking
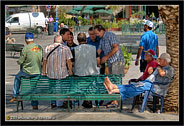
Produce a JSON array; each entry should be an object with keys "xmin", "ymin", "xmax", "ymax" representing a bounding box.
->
[
  {"xmin": 135, "ymin": 20, "xmax": 159, "ymax": 73},
  {"xmin": 42, "ymin": 35, "xmax": 73, "ymax": 109},
  {"xmin": 10, "ymin": 33, "xmax": 43, "ymax": 110},
  {"xmin": 94, "ymin": 25, "xmax": 124, "ymax": 108}
]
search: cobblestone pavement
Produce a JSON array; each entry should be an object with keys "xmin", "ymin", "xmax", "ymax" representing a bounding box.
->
[{"xmin": 5, "ymin": 32, "xmax": 179, "ymax": 121}]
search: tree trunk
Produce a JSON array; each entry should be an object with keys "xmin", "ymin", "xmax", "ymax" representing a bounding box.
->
[{"xmin": 158, "ymin": 5, "xmax": 179, "ymax": 113}]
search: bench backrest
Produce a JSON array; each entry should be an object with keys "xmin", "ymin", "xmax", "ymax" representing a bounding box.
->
[
  {"xmin": 6, "ymin": 43, "xmax": 24, "ymax": 52},
  {"xmin": 20, "ymin": 75, "xmax": 122, "ymax": 96}
]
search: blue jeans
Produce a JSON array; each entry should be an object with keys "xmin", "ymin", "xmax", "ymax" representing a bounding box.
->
[{"xmin": 13, "ymin": 69, "xmax": 40, "ymax": 106}]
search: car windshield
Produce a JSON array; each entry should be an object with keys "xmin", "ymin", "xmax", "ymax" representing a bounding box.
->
[{"xmin": 6, "ymin": 16, "xmax": 12, "ymax": 22}]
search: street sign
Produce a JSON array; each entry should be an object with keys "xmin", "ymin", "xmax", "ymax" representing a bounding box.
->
[{"xmin": 46, "ymin": 5, "xmax": 51, "ymax": 10}]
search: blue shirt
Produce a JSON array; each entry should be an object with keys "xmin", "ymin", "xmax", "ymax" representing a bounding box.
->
[
  {"xmin": 98, "ymin": 31, "xmax": 124, "ymax": 65},
  {"xmin": 139, "ymin": 30, "xmax": 158, "ymax": 59},
  {"xmin": 87, "ymin": 36, "xmax": 104, "ymax": 58}
]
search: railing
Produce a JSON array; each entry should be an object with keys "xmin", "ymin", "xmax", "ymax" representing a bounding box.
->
[
  {"xmin": 73, "ymin": 25, "xmax": 93, "ymax": 34},
  {"xmin": 122, "ymin": 23, "xmax": 165, "ymax": 34}
]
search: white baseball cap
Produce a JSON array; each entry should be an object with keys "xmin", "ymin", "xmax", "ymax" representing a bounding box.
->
[{"xmin": 143, "ymin": 20, "xmax": 153, "ymax": 28}]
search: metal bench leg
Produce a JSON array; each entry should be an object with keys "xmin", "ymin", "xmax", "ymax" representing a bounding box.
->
[
  {"xmin": 16, "ymin": 101, "xmax": 19, "ymax": 112},
  {"xmin": 153, "ymin": 96, "xmax": 157, "ymax": 113},
  {"xmin": 140, "ymin": 91, "xmax": 150, "ymax": 113},
  {"xmin": 120, "ymin": 99, "xmax": 123, "ymax": 112},
  {"xmin": 67, "ymin": 100, "xmax": 70, "ymax": 112},
  {"xmin": 21, "ymin": 101, "xmax": 23, "ymax": 110},
  {"xmin": 131, "ymin": 96, "xmax": 136, "ymax": 111},
  {"xmin": 160, "ymin": 96, "xmax": 164, "ymax": 113}
]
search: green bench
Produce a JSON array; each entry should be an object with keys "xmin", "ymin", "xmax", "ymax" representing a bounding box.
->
[
  {"xmin": 16, "ymin": 74, "xmax": 123, "ymax": 112},
  {"xmin": 6, "ymin": 43, "xmax": 24, "ymax": 57}
]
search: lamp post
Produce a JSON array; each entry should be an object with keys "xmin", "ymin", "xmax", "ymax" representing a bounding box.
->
[
  {"xmin": 55, "ymin": 6, "xmax": 58, "ymax": 32},
  {"xmin": 144, "ymin": 5, "xmax": 146, "ymax": 19}
]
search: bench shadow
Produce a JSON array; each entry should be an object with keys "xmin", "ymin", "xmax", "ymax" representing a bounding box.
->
[{"xmin": 116, "ymin": 110, "xmax": 146, "ymax": 119}]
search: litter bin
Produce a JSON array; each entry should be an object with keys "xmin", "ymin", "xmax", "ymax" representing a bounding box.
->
[{"xmin": 48, "ymin": 22, "xmax": 54, "ymax": 35}]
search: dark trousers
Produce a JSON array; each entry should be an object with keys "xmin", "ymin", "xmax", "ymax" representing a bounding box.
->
[{"xmin": 140, "ymin": 59, "xmax": 147, "ymax": 72}]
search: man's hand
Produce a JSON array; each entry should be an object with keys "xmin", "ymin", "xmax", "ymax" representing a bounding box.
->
[
  {"xmin": 157, "ymin": 66, "xmax": 166, "ymax": 76},
  {"xmin": 135, "ymin": 60, "xmax": 139, "ymax": 66},
  {"xmin": 42, "ymin": 73, "xmax": 47, "ymax": 76},
  {"xmin": 101, "ymin": 56, "xmax": 108, "ymax": 64},
  {"xmin": 148, "ymin": 67, "xmax": 153, "ymax": 74}
]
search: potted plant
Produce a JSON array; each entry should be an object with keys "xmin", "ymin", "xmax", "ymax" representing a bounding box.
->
[
  {"xmin": 122, "ymin": 44, "xmax": 133, "ymax": 74},
  {"xmin": 105, "ymin": 45, "xmax": 132, "ymax": 75}
]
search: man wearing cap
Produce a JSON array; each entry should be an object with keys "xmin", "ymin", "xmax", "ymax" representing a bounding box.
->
[
  {"xmin": 129, "ymin": 49, "xmax": 159, "ymax": 83},
  {"xmin": 135, "ymin": 20, "xmax": 159, "ymax": 73},
  {"xmin": 103, "ymin": 53, "xmax": 174, "ymax": 107},
  {"xmin": 10, "ymin": 33, "xmax": 43, "ymax": 110}
]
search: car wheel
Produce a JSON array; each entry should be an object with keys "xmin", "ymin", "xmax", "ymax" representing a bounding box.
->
[{"xmin": 36, "ymin": 27, "xmax": 43, "ymax": 33}]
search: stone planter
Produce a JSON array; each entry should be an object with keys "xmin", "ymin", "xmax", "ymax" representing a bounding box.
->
[
  {"xmin": 105, "ymin": 66, "xmax": 130, "ymax": 75},
  {"xmin": 124, "ymin": 66, "xmax": 130, "ymax": 74},
  {"xmin": 110, "ymin": 27, "xmax": 122, "ymax": 31}
]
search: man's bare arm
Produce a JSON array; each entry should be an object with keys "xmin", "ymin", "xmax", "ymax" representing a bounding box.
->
[
  {"xmin": 42, "ymin": 60, "xmax": 47, "ymax": 76},
  {"xmin": 67, "ymin": 59, "xmax": 73, "ymax": 75}
]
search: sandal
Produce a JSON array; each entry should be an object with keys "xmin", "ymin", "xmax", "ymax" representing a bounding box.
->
[{"xmin": 106, "ymin": 104, "xmax": 118, "ymax": 108}]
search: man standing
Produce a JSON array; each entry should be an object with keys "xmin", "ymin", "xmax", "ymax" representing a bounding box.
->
[
  {"xmin": 10, "ymin": 33, "xmax": 43, "ymax": 110},
  {"xmin": 135, "ymin": 20, "xmax": 159, "ymax": 73},
  {"xmin": 60, "ymin": 28, "xmax": 70, "ymax": 46},
  {"xmin": 67, "ymin": 31, "xmax": 78, "ymax": 51},
  {"xmin": 87, "ymin": 27, "xmax": 105, "ymax": 106},
  {"xmin": 72, "ymin": 33, "xmax": 100, "ymax": 108},
  {"xmin": 45, "ymin": 16, "xmax": 49, "ymax": 32},
  {"xmin": 42, "ymin": 35, "xmax": 73, "ymax": 109},
  {"xmin": 87, "ymin": 27, "xmax": 105, "ymax": 74},
  {"xmin": 48, "ymin": 15, "xmax": 54, "ymax": 23},
  {"xmin": 94, "ymin": 25, "xmax": 124, "ymax": 107}
]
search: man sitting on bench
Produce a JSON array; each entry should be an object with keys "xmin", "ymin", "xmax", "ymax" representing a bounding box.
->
[
  {"xmin": 10, "ymin": 33, "xmax": 43, "ymax": 110},
  {"xmin": 104, "ymin": 53, "xmax": 174, "ymax": 103}
]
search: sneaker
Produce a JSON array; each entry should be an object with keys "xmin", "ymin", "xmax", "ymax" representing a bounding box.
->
[
  {"xmin": 82, "ymin": 101, "xmax": 92, "ymax": 108},
  {"xmin": 33, "ymin": 106, "xmax": 38, "ymax": 110},
  {"xmin": 51, "ymin": 104, "xmax": 57, "ymax": 109},
  {"xmin": 10, "ymin": 97, "xmax": 16, "ymax": 103},
  {"xmin": 61, "ymin": 101, "xmax": 72, "ymax": 109}
]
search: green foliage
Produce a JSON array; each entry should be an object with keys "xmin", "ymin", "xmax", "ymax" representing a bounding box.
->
[
  {"xmin": 117, "ymin": 20, "xmax": 129, "ymax": 28},
  {"xmin": 111, "ymin": 22, "xmax": 118, "ymax": 28},
  {"xmin": 81, "ymin": 18, "xmax": 89, "ymax": 25},
  {"xmin": 102, "ymin": 22, "xmax": 111, "ymax": 29},
  {"xmin": 95, "ymin": 18, "xmax": 103, "ymax": 25},
  {"xmin": 77, "ymin": 16, "xmax": 83, "ymax": 21},
  {"xmin": 122, "ymin": 45, "xmax": 133, "ymax": 67},
  {"xmin": 68, "ymin": 19, "xmax": 76, "ymax": 27}
]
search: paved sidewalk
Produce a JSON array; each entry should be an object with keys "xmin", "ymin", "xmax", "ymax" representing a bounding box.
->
[{"xmin": 5, "ymin": 32, "xmax": 179, "ymax": 121}]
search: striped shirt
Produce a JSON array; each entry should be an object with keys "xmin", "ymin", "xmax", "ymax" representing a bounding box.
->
[
  {"xmin": 98, "ymin": 31, "xmax": 124, "ymax": 65},
  {"xmin": 43, "ymin": 43, "xmax": 73, "ymax": 79}
]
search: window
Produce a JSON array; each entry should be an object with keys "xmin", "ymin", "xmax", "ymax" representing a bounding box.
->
[{"xmin": 9, "ymin": 17, "xmax": 19, "ymax": 23}]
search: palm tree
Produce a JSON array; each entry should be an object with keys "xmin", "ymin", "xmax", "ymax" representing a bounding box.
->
[{"xmin": 158, "ymin": 5, "xmax": 179, "ymax": 113}]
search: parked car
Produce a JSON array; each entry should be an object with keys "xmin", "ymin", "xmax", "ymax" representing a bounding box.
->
[{"xmin": 5, "ymin": 12, "xmax": 46, "ymax": 33}]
